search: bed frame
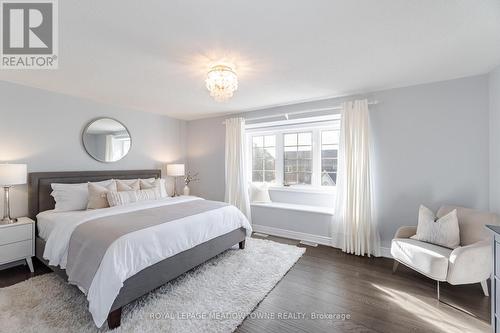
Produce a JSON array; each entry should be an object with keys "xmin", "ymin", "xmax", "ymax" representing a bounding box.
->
[{"xmin": 28, "ymin": 170, "xmax": 246, "ymax": 329}]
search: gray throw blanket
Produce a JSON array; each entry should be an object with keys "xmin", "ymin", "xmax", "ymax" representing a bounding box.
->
[{"xmin": 66, "ymin": 200, "xmax": 228, "ymax": 292}]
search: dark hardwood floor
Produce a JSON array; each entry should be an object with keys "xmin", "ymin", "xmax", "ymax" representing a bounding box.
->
[
  {"xmin": 237, "ymin": 235, "xmax": 490, "ymax": 333},
  {"xmin": 0, "ymin": 235, "xmax": 491, "ymax": 333}
]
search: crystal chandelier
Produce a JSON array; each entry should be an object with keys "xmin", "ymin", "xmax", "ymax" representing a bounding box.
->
[{"xmin": 205, "ymin": 64, "xmax": 238, "ymax": 102}]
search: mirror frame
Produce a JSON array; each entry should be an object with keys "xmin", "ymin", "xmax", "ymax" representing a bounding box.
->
[{"xmin": 82, "ymin": 117, "xmax": 132, "ymax": 163}]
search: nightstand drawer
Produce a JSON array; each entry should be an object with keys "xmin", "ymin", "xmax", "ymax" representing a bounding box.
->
[
  {"xmin": 0, "ymin": 240, "xmax": 32, "ymax": 264},
  {"xmin": 0, "ymin": 224, "xmax": 32, "ymax": 245}
]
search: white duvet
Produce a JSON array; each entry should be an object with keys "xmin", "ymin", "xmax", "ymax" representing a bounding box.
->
[{"xmin": 37, "ymin": 196, "xmax": 252, "ymax": 327}]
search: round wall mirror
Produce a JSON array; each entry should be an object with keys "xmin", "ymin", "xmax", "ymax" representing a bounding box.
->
[{"xmin": 82, "ymin": 118, "xmax": 131, "ymax": 163}]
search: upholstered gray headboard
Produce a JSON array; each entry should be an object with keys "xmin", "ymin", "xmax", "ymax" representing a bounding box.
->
[{"xmin": 28, "ymin": 169, "xmax": 161, "ymax": 220}]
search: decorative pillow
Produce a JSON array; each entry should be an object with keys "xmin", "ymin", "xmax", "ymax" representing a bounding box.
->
[
  {"xmin": 107, "ymin": 188, "xmax": 161, "ymax": 207},
  {"xmin": 116, "ymin": 179, "xmax": 140, "ymax": 191},
  {"xmin": 87, "ymin": 181, "xmax": 118, "ymax": 209},
  {"xmin": 51, "ymin": 180, "xmax": 113, "ymax": 212},
  {"xmin": 410, "ymin": 205, "xmax": 460, "ymax": 249},
  {"xmin": 139, "ymin": 178, "xmax": 167, "ymax": 198},
  {"xmin": 249, "ymin": 183, "xmax": 271, "ymax": 203}
]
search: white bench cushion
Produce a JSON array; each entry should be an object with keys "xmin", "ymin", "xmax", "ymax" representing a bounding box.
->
[{"xmin": 391, "ymin": 238, "xmax": 452, "ymax": 281}]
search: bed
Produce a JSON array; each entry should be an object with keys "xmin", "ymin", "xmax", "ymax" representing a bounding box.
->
[{"xmin": 28, "ymin": 170, "xmax": 251, "ymax": 329}]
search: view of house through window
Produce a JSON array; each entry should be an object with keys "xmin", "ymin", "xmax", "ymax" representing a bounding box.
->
[
  {"xmin": 321, "ymin": 130, "xmax": 339, "ymax": 186},
  {"xmin": 248, "ymin": 118, "xmax": 340, "ymax": 188},
  {"xmin": 252, "ymin": 135, "xmax": 276, "ymax": 182},
  {"xmin": 284, "ymin": 132, "xmax": 312, "ymax": 185}
]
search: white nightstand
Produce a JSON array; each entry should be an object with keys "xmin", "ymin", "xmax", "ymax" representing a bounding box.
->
[{"xmin": 0, "ymin": 217, "xmax": 35, "ymax": 272}]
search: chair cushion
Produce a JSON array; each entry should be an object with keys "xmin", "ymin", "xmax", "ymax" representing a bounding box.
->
[{"xmin": 391, "ymin": 238, "xmax": 452, "ymax": 281}]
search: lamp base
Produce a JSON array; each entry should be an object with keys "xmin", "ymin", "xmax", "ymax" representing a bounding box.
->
[{"xmin": 0, "ymin": 217, "xmax": 17, "ymax": 225}]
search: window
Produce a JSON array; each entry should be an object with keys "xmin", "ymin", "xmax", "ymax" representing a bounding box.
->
[
  {"xmin": 284, "ymin": 132, "xmax": 312, "ymax": 185},
  {"xmin": 247, "ymin": 116, "xmax": 340, "ymax": 188},
  {"xmin": 321, "ymin": 130, "xmax": 339, "ymax": 186},
  {"xmin": 252, "ymin": 135, "xmax": 276, "ymax": 182}
]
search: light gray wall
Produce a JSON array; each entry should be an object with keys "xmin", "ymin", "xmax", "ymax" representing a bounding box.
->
[
  {"xmin": 0, "ymin": 81, "xmax": 187, "ymax": 218},
  {"xmin": 187, "ymin": 75, "xmax": 490, "ymax": 248},
  {"xmin": 490, "ymin": 66, "xmax": 500, "ymax": 215}
]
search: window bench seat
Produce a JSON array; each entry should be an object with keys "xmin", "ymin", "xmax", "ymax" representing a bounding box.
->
[{"xmin": 250, "ymin": 201, "xmax": 334, "ymax": 246}]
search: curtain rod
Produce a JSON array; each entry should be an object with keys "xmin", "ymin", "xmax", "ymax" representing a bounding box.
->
[{"xmin": 222, "ymin": 100, "xmax": 379, "ymax": 124}]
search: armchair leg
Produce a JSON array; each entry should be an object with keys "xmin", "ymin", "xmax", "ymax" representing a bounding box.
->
[
  {"xmin": 480, "ymin": 280, "xmax": 489, "ymax": 297},
  {"xmin": 392, "ymin": 260, "xmax": 399, "ymax": 273}
]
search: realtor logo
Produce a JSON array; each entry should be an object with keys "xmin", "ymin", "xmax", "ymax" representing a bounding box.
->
[{"xmin": 1, "ymin": 0, "xmax": 58, "ymax": 69}]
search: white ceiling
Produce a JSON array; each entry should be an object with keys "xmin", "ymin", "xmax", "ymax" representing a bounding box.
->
[{"xmin": 1, "ymin": 0, "xmax": 499, "ymax": 120}]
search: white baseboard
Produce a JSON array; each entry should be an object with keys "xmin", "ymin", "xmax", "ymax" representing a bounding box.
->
[{"xmin": 252, "ymin": 224, "xmax": 393, "ymax": 258}]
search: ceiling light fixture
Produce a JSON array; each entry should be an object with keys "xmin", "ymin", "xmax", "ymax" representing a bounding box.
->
[{"xmin": 205, "ymin": 64, "xmax": 238, "ymax": 102}]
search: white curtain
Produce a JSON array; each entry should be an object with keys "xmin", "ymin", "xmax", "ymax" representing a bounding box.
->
[
  {"xmin": 225, "ymin": 117, "xmax": 251, "ymax": 220},
  {"xmin": 105, "ymin": 135, "xmax": 115, "ymax": 162},
  {"xmin": 334, "ymin": 99, "xmax": 380, "ymax": 256}
]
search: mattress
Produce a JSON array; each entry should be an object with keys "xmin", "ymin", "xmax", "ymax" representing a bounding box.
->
[{"xmin": 37, "ymin": 209, "xmax": 66, "ymax": 240}]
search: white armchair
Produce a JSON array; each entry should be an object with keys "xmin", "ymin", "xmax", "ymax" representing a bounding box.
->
[{"xmin": 391, "ymin": 205, "xmax": 500, "ymax": 299}]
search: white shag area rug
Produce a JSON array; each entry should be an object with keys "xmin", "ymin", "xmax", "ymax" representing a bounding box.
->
[{"xmin": 0, "ymin": 238, "xmax": 305, "ymax": 333}]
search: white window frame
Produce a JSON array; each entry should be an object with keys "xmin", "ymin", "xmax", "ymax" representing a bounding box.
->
[{"xmin": 246, "ymin": 116, "xmax": 340, "ymax": 191}]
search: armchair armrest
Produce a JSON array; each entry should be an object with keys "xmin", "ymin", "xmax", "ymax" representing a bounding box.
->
[
  {"xmin": 447, "ymin": 239, "xmax": 492, "ymax": 285},
  {"xmin": 394, "ymin": 226, "xmax": 417, "ymax": 239}
]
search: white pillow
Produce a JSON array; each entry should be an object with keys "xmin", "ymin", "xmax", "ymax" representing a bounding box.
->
[
  {"xmin": 139, "ymin": 178, "xmax": 167, "ymax": 198},
  {"xmin": 410, "ymin": 205, "xmax": 460, "ymax": 249},
  {"xmin": 107, "ymin": 188, "xmax": 161, "ymax": 207},
  {"xmin": 87, "ymin": 181, "xmax": 117, "ymax": 210},
  {"xmin": 249, "ymin": 183, "xmax": 271, "ymax": 203},
  {"xmin": 51, "ymin": 179, "xmax": 113, "ymax": 212}
]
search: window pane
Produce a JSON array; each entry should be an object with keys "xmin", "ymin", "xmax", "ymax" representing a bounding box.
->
[
  {"xmin": 253, "ymin": 158, "xmax": 264, "ymax": 171},
  {"xmin": 321, "ymin": 158, "xmax": 337, "ymax": 172},
  {"xmin": 264, "ymin": 171, "xmax": 275, "ymax": 182},
  {"xmin": 284, "ymin": 132, "xmax": 313, "ymax": 186},
  {"xmin": 285, "ymin": 173, "xmax": 297, "ymax": 185},
  {"xmin": 264, "ymin": 147, "xmax": 275, "ymax": 159},
  {"xmin": 298, "ymin": 132, "xmax": 312, "ymax": 145},
  {"xmin": 253, "ymin": 147, "xmax": 264, "ymax": 159},
  {"xmin": 321, "ymin": 172, "xmax": 336, "ymax": 186},
  {"xmin": 298, "ymin": 172, "xmax": 312, "ymax": 184},
  {"xmin": 264, "ymin": 159, "xmax": 275, "ymax": 170},
  {"xmin": 284, "ymin": 159, "xmax": 297, "ymax": 172},
  {"xmin": 264, "ymin": 135, "xmax": 275, "ymax": 147},
  {"xmin": 297, "ymin": 149, "xmax": 312, "ymax": 159},
  {"xmin": 284, "ymin": 133, "xmax": 297, "ymax": 146},
  {"xmin": 253, "ymin": 136, "xmax": 264, "ymax": 147},
  {"xmin": 284, "ymin": 147, "xmax": 297, "ymax": 160},
  {"xmin": 298, "ymin": 159, "xmax": 312, "ymax": 172},
  {"xmin": 322, "ymin": 145, "xmax": 338, "ymax": 158},
  {"xmin": 252, "ymin": 171, "xmax": 263, "ymax": 182},
  {"xmin": 322, "ymin": 130, "xmax": 338, "ymax": 145},
  {"xmin": 252, "ymin": 135, "xmax": 275, "ymax": 183},
  {"xmin": 321, "ymin": 130, "xmax": 340, "ymax": 186}
]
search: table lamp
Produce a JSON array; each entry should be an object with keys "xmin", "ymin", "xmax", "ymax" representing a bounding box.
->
[
  {"xmin": 166, "ymin": 164, "xmax": 185, "ymax": 197},
  {"xmin": 0, "ymin": 164, "xmax": 27, "ymax": 224}
]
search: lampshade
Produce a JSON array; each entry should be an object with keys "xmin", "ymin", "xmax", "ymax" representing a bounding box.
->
[
  {"xmin": 0, "ymin": 164, "xmax": 27, "ymax": 186},
  {"xmin": 166, "ymin": 164, "xmax": 185, "ymax": 177}
]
